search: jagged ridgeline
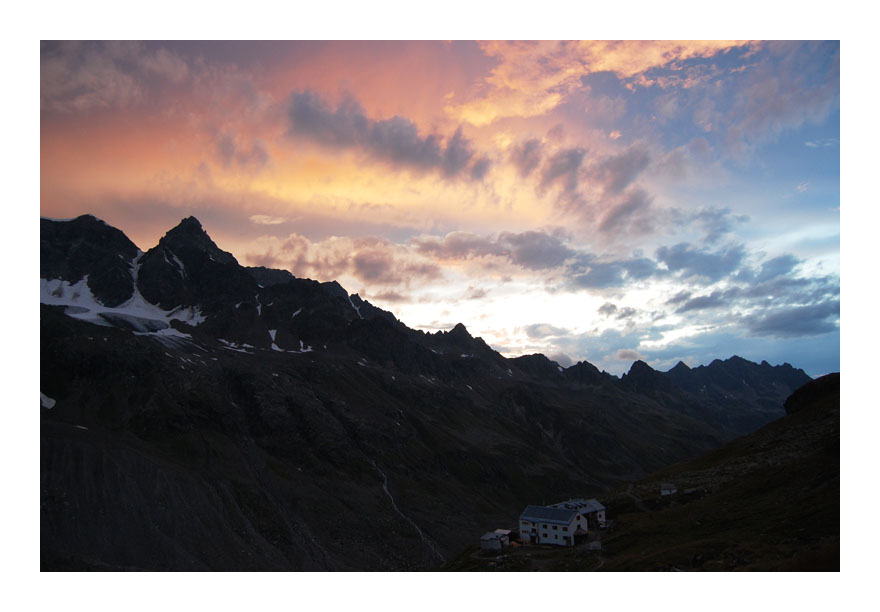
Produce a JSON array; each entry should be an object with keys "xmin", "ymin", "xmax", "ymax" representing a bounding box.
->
[{"xmin": 40, "ymin": 215, "xmax": 812, "ymax": 571}]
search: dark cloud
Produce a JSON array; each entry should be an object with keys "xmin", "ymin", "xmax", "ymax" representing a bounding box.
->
[
  {"xmin": 597, "ymin": 303, "xmax": 636, "ymax": 320},
  {"xmin": 510, "ymin": 139, "xmax": 543, "ymax": 178},
  {"xmin": 744, "ymin": 300, "xmax": 839, "ymax": 338},
  {"xmin": 757, "ymin": 254, "xmax": 801, "ymax": 283},
  {"xmin": 216, "ymin": 133, "xmax": 270, "ymax": 169},
  {"xmin": 412, "ymin": 231, "xmax": 501, "ymax": 260},
  {"xmin": 665, "ymin": 290, "xmax": 692, "ymax": 306},
  {"xmin": 731, "ymin": 42, "xmax": 839, "ymax": 148},
  {"xmin": 441, "ymin": 127, "xmax": 473, "ymax": 176},
  {"xmin": 598, "ymin": 189, "xmax": 654, "ymax": 234},
  {"xmin": 616, "ymin": 349, "xmax": 643, "ymax": 361},
  {"xmin": 41, "ymin": 41, "xmax": 191, "ymax": 113},
  {"xmin": 288, "ymin": 90, "xmax": 483, "ymax": 178},
  {"xmin": 568, "ymin": 254, "xmax": 660, "ymax": 290},
  {"xmin": 590, "ymin": 146, "xmax": 651, "ymax": 195},
  {"xmin": 352, "ymin": 248, "xmax": 395, "ymax": 282},
  {"xmin": 500, "ymin": 231, "xmax": 576, "ymax": 270},
  {"xmin": 470, "ymin": 156, "xmax": 492, "ymax": 180},
  {"xmin": 598, "ymin": 302, "xmax": 618, "ymax": 317},
  {"xmin": 655, "ymin": 242, "xmax": 746, "ymax": 283},
  {"xmin": 412, "ymin": 229, "xmax": 574, "ymax": 271},
  {"xmin": 676, "ymin": 206, "xmax": 750, "ymax": 244},
  {"xmin": 675, "ymin": 290, "xmax": 730, "ymax": 313},
  {"xmin": 569, "ymin": 262, "xmax": 627, "ymax": 289},
  {"xmin": 622, "ymin": 257, "xmax": 658, "ymax": 280},
  {"xmin": 540, "ymin": 147, "xmax": 586, "ymax": 193},
  {"xmin": 350, "ymin": 243, "xmax": 442, "ymax": 285}
]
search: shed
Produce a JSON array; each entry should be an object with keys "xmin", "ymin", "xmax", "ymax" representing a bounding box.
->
[
  {"xmin": 480, "ymin": 532, "xmax": 504, "ymax": 552},
  {"xmin": 493, "ymin": 529, "xmax": 512, "ymax": 546}
]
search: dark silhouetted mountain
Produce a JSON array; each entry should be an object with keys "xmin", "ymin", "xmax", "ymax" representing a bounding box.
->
[
  {"xmin": 621, "ymin": 360, "xmax": 677, "ymax": 394},
  {"xmin": 246, "ymin": 266, "xmax": 296, "ymax": 287},
  {"xmin": 40, "ymin": 215, "xmax": 140, "ymax": 307},
  {"xmin": 40, "ymin": 215, "xmax": 817, "ymax": 571},
  {"xmin": 509, "ymin": 353, "xmax": 566, "ymax": 382},
  {"xmin": 785, "ymin": 372, "xmax": 840, "ymax": 415}
]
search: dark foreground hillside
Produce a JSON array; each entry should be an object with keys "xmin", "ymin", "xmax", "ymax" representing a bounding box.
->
[{"xmin": 444, "ymin": 374, "xmax": 839, "ymax": 571}]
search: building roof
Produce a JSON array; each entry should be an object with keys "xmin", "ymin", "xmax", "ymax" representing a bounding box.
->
[
  {"xmin": 519, "ymin": 505, "xmax": 577, "ymax": 525},
  {"xmin": 494, "ymin": 529, "xmax": 512, "ymax": 535},
  {"xmin": 481, "ymin": 532, "xmax": 503, "ymax": 541},
  {"xmin": 550, "ymin": 498, "xmax": 605, "ymax": 514}
]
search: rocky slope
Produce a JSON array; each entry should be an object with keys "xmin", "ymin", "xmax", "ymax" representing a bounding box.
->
[{"xmin": 40, "ymin": 215, "xmax": 813, "ymax": 570}]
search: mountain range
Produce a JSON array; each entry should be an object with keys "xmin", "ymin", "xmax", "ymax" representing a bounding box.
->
[{"xmin": 40, "ymin": 214, "xmax": 813, "ymax": 570}]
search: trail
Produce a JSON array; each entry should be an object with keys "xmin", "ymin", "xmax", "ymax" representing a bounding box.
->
[{"xmin": 372, "ymin": 461, "xmax": 446, "ymax": 564}]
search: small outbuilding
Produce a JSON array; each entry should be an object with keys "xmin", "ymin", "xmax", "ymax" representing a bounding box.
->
[
  {"xmin": 480, "ymin": 532, "xmax": 504, "ymax": 553},
  {"xmin": 660, "ymin": 483, "xmax": 678, "ymax": 496},
  {"xmin": 493, "ymin": 529, "xmax": 512, "ymax": 547}
]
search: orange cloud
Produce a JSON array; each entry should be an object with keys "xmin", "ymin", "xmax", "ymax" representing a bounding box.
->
[{"xmin": 447, "ymin": 40, "xmax": 752, "ymax": 126}]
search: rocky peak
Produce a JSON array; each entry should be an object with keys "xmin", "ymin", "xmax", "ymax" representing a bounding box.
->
[
  {"xmin": 449, "ymin": 322, "xmax": 471, "ymax": 339},
  {"xmin": 159, "ymin": 217, "xmax": 237, "ymax": 266},
  {"xmin": 40, "ymin": 214, "xmax": 140, "ymax": 307}
]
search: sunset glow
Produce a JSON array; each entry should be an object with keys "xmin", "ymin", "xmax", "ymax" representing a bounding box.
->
[{"xmin": 40, "ymin": 40, "xmax": 840, "ymax": 375}]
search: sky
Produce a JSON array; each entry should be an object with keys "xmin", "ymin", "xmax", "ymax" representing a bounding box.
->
[{"xmin": 39, "ymin": 40, "xmax": 840, "ymax": 376}]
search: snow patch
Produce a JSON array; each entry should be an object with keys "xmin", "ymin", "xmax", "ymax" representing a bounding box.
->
[
  {"xmin": 41, "ymin": 392, "xmax": 56, "ymax": 409},
  {"xmin": 292, "ymin": 307, "xmax": 302, "ymax": 318},
  {"xmin": 271, "ymin": 343, "xmax": 284, "ymax": 352},
  {"xmin": 347, "ymin": 295, "xmax": 363, "ymax": 319},
  {"xmin": 166, "ymin": 249, "xmax": 187, "ymax": 279},
  {"xmin": 218, "ymin": 339, "xmax": 253, "ymax": 353},
  {"xmin": 41, "ymin": 257, "xmax": 207, "ymax": 332},
  {"xmin": 557, "ymin": 366, "xmax": 564, "ymax": 373},
  {"xmin": 268, "ymin": 329, "xmax": 277, "ymax": 342}
]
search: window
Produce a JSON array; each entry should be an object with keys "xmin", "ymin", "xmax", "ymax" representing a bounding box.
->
[
  {"xmin": 554, "ymin": 534, "xmax": 558, "ymax": 539},
  {"xmin": 543, "ymin": 533, "xmax": 548, "ymax": 538},
  {"xmin": 562, "ymin": 527, "xmax": 567, "ymax": 532},
  {"xmin": 552, "ymin": 525, "xmax": 557, "ymax": 531}
]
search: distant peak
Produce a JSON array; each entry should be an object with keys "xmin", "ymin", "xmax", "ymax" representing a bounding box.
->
[
  {"xmin": 629, "ymin": 359, "xmax": 654, "ymax": 373},
  {"xmin": 450, "ymin": 322, "xmax": 470, "ymax": 336},
  {"xmin": 172, "ymin": 216, "xmax": 205, "ymax": 233},
  {"xmin": 672, "ymin": 360, "xmax": 690, "ymax": 370}
]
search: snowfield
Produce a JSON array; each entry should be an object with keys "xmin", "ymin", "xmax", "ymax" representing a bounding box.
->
[{"xmin": 41, "ymin": 264, "xmax": 206, "ymax": 332}]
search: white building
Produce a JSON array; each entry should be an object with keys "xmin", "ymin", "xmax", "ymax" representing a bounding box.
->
[
  {"xmin": 549, "ymin": 498, "xmax": 607, "ymax": 530},
  {"xmin": 660, "ymin": 483, "xmax": 677, "ymax": 496},
  {"xmin": 518, "ymin": 505, "xmax": 579, "ymax": 546}
]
